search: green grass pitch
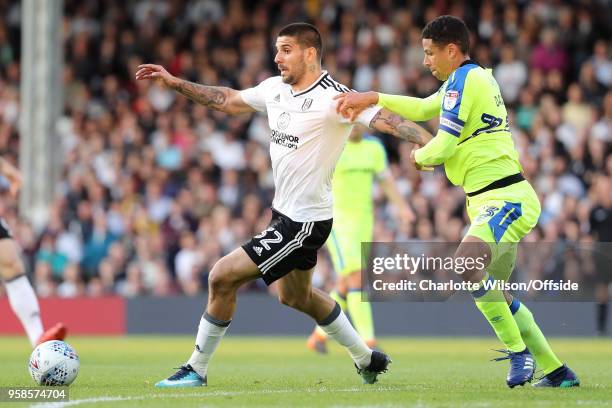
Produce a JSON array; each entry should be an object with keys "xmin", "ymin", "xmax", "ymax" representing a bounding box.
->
[{"xmin": 0, "ymin": 336, "xmax": 610, "ymax": 407}]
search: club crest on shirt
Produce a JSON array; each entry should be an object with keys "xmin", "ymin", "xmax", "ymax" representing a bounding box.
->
[
  {"xmin": 301, "ymin": 98, "xmax": 313, "ymax": 111},
  {"xmin": 277, "ymin": 112, "xmax": 291, "ymax": 130},
  {"xmin": 443, "ymin": 90, "xmax": 459, "ymax": 110}
]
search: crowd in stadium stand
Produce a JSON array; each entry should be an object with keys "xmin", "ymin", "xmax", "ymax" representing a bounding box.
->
[{"xmin": 0, "ymin": 0, "xmax": 610, "ymax": 298}]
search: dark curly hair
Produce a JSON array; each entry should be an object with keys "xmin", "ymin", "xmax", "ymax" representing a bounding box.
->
[{"xmin": 422, "ymin": 15, "xmax": 470, "ymax": 54}]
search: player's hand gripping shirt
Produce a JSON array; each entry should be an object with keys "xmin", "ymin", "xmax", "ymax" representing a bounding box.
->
[
  {"xmin": 379, "ymin": 60, "xmax": 522, "ymax": 193},
  {"xmin": 240, "ymin": 71, "xmax": 380, "ymax": 222}
]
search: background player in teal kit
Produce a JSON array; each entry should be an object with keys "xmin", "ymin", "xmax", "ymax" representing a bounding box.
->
[
  {"xmin": 307, "ymin": 124, "xmax": 415, "ymax": 352},
  {"xmin": 335, "ymin": 15, "xmax": 579, "ymax": 388}
]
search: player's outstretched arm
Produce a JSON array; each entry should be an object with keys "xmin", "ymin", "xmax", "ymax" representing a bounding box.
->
[
  {"xmin": 135, "ymin": 64, "xmax": 255, "ymax": 115},
  {"xmin": 368, "ymin": 108, "xmax": 433, "ymax": 147},
  {"xmin": 335, "ymin": 91, "xmax": 440, "ymax": 123}
]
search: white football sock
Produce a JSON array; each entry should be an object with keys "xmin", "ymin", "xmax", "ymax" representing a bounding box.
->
[
  {"xmin": 5, "ymin": 275, "xmax": 43, "ymax": 347},
  {"xmin": 318, "ymin": 303, "xmax": 372, "ymax": 368},
  {"xmin": 186, "ymin": 312, "xmax": 230, "ymax": 377}
]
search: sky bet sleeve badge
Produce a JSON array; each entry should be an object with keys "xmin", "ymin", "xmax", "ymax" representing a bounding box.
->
[{"xmin": 443, "ymin": 90, "xmax": 459, "ymax": 110}]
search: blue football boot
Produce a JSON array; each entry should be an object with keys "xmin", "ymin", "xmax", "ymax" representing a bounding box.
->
[
  {"xmin": 155, "ymin": 364, "xmax": 207, "ymax": 388},
  {"xmin": 492, "ymin": 348, "xmax": 535, "ymax": 388},
  {"xmin": 533, "ymin": 364, "xmax": 580, "ymax": 388}
]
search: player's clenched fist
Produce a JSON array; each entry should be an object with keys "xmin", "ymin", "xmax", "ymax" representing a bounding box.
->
[
  {"xmin": 135, "ymin": 64, "xmax": 179, "ymax": 88},
  {"xmin": 333, "ymin": 91, "xmax": 379, "ymax": 122},
  {"xmin": 410, "ymin": 148, "xmax": 433, "ymax": 172}
]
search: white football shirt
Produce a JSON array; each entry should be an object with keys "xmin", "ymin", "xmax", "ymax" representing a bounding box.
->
[{"xmin": 240, "ymin": 71, "xmax": 380, "ymax": 222}]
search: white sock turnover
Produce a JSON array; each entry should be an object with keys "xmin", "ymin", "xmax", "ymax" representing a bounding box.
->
[
  {"xmin": 6, "ymin": 275, "xmax": 43, "ymax": 347},
  {"xmin": 186, "ymin": 312, "xmax": 231, "ymax": 377},
  {"xmin": 318, "ymin": 303, "xmax": 372, "ymax": 368}
]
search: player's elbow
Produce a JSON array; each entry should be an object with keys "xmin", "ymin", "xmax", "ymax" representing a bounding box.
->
[{"xmin": 417, "ymin": 134, "xmax": 457, "ymax": 165}]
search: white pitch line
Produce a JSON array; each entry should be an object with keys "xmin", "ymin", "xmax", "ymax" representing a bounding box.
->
[
  {"xmin": 29, "ymin": 386, "xmax": 408, "ymax": 408},
  {"xmin": 30, "ymin": 396, "xmax": 134, "ymax": 408}
]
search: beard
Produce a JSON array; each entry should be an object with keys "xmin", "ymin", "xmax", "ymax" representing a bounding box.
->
[
  {"xmin": 280, "ymin": 57, "xmax": 306, "ymax": 85},
  {"xmin": 280, "ymin": 72, "xmax": 297, "ymax": 85}
]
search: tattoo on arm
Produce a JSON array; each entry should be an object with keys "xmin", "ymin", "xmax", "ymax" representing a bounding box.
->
[
  {"xmin": 392, "ymin": 114, "xmax": 424, "ymax": 145},
  {"xmin": 369, "ymin": 110, "xmax": 425, "ymax": 146},
  {"xmin": 369, "ymin": 110, "xmax": 383, "ymax": 127},
  {"xmin": 172, "ymin": 80, "xmax": 230, "ymax": 111}
]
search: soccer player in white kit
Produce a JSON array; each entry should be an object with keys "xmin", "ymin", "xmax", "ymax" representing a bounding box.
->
[
  {"xmin": 0, "ymin": 157, "xmax": 67, "ymax": 347},
  {"xmin": 136, "ymin": 23, "xmax": 431, "ymax": 387}
]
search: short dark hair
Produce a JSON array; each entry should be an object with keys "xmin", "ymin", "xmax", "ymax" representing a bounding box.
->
[
  {"xmin": 278, "ymin": 23, "xmax": 323, "ymax": 61},
  {"xmin": 422, "ymin": 15, "xmax": 470, "ymax": 54}
]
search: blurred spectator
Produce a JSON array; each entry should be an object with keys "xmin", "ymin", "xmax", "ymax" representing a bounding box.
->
[
  {"xmin": 377, "ymin": 48, "xmax": 404, "ymax": 94},
  {"xmin": 57, "ymin": 263, "xmax": 86, "ymax": 298},
  {"xmin": 495, "ymin": 43, "xmax": 528, "ymax": 105},
  {"xmin": 591, "ymin": 40, "xmax": 612, "ymax": 87},
  {"xmin": 561, "ymin": 83, "xmax": 594, "ymax": 135},
  {"xmin": 589, "ymin": 176, "xmax": 612, "ymax": 335},
  {"xmin": 174, "ymin": 231, "xmax": 202, "ymax": 291},
  {"xmin": 591, "ymin": 91, "xmax": 612, "ymax": 143},
  {"xmin": 530, "ymin": 28, "xmax": 568, "ymax": 73},
  {"xmin": 81, "ymin": 212, "xmax": 118, "ymax": 277},
  {"xmin": 35, "ymin": 234, "xmax": 69, "ymax": 280}
]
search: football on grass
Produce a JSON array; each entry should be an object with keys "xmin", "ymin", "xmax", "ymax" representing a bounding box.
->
[{"xmin": 29, "ymin": 340, "xmax": 80, "ymax": 386}]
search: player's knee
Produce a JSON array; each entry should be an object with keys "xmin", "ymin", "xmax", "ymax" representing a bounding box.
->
[
  {"xmin": 208, "ymin": 257, "xmax": 238, "ymax": 294},
  {"xmin": 454, "ymin": 238, "xmax": 490, "ymax": 280},
  {"xmin": 0, "ymin": 248, "xmax": 23, "ymax": 280}
]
